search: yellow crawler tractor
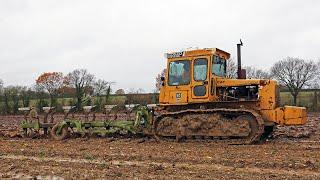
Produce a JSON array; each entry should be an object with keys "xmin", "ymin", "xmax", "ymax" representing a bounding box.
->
[
  {"xmin": 21, "ymin": 42, "xmax": 307, "ymax": 144},
  {"xmin": 155, "ymin": 42, "xmax": 307, "ymax": 144}
]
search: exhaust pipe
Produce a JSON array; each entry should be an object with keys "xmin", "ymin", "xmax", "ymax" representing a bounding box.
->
[{"xmin": 237, "ymin": 39, "xmax": 246, "ymax": 79}]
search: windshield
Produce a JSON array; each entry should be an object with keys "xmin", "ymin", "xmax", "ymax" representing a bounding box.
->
[
  {"xmin": 168, "ymin": 60, "xmax": 190, "ymax": 86},
  {"xmin": 212, "ymin": 55, "xmax": 226, "ymax": 77}
]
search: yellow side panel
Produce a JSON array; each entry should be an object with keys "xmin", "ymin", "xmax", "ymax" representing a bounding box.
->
[
  {"xmin": 159, "ymin": 87, "xmax": 166, "ymax": 103},
  {"xmin": 261, "ymin": 110, "xmax": 278, "ymax": 124},
  {"xmin": 259, "ymin": 80, "xmax": 278, "ymax": 110}
]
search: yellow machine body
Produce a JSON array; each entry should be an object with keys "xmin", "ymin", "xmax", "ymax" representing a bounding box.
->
[{"xmin": 159, "ymin": 48, "xmax": 306, "ymax": 126}]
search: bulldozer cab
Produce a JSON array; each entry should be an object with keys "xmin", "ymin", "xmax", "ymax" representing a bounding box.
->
[{"xmin": 159, "ymin": 48, "xmax": 230, "ymax": 105}]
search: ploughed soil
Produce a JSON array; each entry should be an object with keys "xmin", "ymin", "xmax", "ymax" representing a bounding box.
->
[{"xmin": 0, "ymin": 113, "xmax": 319, "ymax": 179}]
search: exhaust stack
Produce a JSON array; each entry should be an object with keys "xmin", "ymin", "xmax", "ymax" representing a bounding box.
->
[{"xmin": 237, "ymin": 39, "xmax": 246, "ymax": 79}]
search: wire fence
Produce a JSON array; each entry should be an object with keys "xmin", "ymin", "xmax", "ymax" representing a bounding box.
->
[{"xmin": 280, "ymin": 89, "xmax": 320, "ymax": 112}]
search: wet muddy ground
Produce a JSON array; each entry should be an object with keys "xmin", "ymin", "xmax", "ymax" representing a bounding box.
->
[{"xmin": 0, "ymin": 113, "xmax": 319, "ymax": 179}]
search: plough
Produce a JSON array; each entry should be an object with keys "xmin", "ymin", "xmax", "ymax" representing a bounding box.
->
[
  {"xmin": 20, "ymin": 107, "xmax": 56, "ymax": 137},
  {"xmin": 19, "ymin": 104, "xmax": 154, "ymax": 140}
]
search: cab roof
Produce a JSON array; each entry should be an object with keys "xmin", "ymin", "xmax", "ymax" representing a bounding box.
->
[{"xmin": 165, "ymin": 48, "xmax": 230, "ymax": 60}]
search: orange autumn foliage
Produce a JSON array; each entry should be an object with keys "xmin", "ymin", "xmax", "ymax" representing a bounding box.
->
[{"xmin": 36, "ymin": 72, "xmax": 64, "ymax": 95}]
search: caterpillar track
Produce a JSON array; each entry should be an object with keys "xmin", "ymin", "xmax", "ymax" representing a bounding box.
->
[{"xmin": 153, "ymin": 108, "xmax": 265, "ymax": 145}]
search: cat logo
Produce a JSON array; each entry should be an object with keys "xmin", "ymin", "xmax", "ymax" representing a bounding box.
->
[{"xmin": 176, "ymin": 93, "xmax": 182, "ymax": 101}]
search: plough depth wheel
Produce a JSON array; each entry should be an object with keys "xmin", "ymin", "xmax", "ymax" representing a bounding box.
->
[{"xmin": 50, "ymin": 124, "xmax": 69, "ymax": 140}]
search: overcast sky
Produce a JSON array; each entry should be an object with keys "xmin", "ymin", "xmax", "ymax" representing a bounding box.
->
[{"xmin": 0, "ymin": 0, "xmax": 319, "ymax": 92}]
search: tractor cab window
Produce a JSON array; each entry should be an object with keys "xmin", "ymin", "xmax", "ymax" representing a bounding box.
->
[
  {"xmin": 212, "ymin": 55, "xmax": 226, "ymax": 77},
  {"xmin": 194, "ymin": 58, "xmax": 208, "ymax": 81},
  {"xmin": 168, "ymin": 60, "xmax": 190, "ymax": 86}
]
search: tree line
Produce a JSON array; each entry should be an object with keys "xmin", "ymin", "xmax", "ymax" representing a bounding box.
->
[
  {"xmin": 0, "ymin": 69, "xmax": 115, "ymax": 115},
  {"xmin": 0, "ymin": 68, "xmax": 154, "ymax": 115}
]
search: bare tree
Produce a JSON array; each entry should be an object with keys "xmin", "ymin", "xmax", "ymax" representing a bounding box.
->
[
  {"xmin": 93, "ymin": 79, "xmax": 114, "ymax": 110},
  {"xmin": 93, "ymin": 79, "xmax": 113, "ymax": 96},
  {"xmin": 155, "ymin": 68, "xmax": 166, "ymax": 91},
  {"xmin": 0, "ymin": 79, "xmax": 3, "ymax": 89},
  {"xmin": 129, "ymin": 88, "xmax": 144, "ymax": 94},
  {"xmin": 226, "ymin": 58, "xmax": 237, "ymax": 79},
  {"xmin": 245, "ymin": 66, "xmax": 271, "ymax": 79},
  {"xmin": 226, "ymin": 58, "xmax": 270, "ymax": 79},
  {"xmin": 65, "ymin": 69, "xmax": 95, "ymax": 110},
  {"xmin": 311, "ymin": 60, "xmax": 320, "ymax": 88},
  {"xmin": 0, "ymin": 79, "xmax": 3, "ymax": 99},
  {"xmin": 271, "ymin": 57, "xmax": 318, "ymax": 105},
  {"xmin": 137, "ymin": 88, "xmax": 145, "ymax": 94}
]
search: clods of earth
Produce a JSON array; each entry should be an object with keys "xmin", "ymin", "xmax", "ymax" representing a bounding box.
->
[{"xmin": 0, "ymin": 113, "xmax": 319, "ymax": 179}]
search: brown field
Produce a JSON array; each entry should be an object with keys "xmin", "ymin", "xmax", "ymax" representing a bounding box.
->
[{"xmin": 0, "ymin": 114, "xmax": 319, "ymax": 179}]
